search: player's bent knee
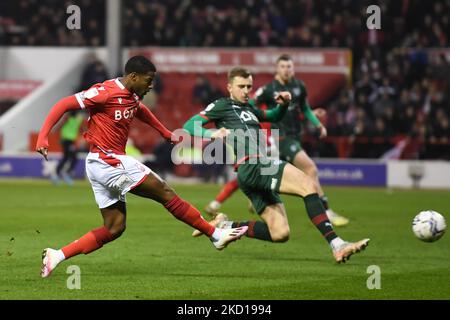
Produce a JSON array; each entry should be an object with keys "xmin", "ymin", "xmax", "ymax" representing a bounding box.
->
[
  {"xmin": 303, "ymin": 175, "xmax": 318, "ymax": 195},
  {"xmin": 271, "ymin": 232, "xmax": 290, "ymax": 243},
  {"xmin": 270, "ymin": 229, "xmax": 290, "ymax": 243},
  {"xmin": 308, "ymin": 165, "xmax": 318, "ymax": 179}
]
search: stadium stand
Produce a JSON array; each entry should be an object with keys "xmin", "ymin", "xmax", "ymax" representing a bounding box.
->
[{"xmin": 0, "ymin": 0, "xmax": 449, "ymax": 159}]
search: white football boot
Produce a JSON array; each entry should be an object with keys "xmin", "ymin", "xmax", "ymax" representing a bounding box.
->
[
  {"xmin": 211, "ymin": 226, "xmax": 248, "ymax": 250},
  {"xmin": 40, "ymin": 248, "xmax": 64, "ymax": 278},
  {"xmin": 332, "ymin": 239, "xmax": 370, "ymax": 263}
]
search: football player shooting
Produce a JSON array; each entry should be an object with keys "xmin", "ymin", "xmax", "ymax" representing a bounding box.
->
[
  {"xmin": 254, "ymin": 54, "xmax": 350, "ymax": 227},
  {"xmin": 183, "ymin": 67, "xmax": 369, "ymax": 263},
  {"xmin": 36, "ymin": 56, "xmax": 247, "ymax": 278}
]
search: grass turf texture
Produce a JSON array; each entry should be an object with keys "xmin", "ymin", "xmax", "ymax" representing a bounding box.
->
[{"xmin": 1, "ymin": 179, "xmax": 449, "ymax": 300}]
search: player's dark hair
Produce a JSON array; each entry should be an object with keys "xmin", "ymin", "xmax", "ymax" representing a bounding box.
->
[
  {"xmin": 277, "ymin": 54, "xmax": 293, "ymax": 63},
  {"xmin": 124, "ymin": 56, "xmax": 156, "ymax": 75},
  {"xmin": 228, "ymin": 67, "xmax": 252, "ymax": 83}
]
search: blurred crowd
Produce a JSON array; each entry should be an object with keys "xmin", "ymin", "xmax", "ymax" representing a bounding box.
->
[
  {"xmin": 0, "ymin": 0, "xmax": 105, "ymax": 46},
  {"xmin": 315, "ymin": 47, "xmax": 450, "ymax": 159},
  {"xmin": 2, "ymin": 1, "xmax": 448, "ymax": 52},
  {"xmin": 1, "ymin": 0, "xmax": 449, "ymax": 159},
  {"xmin": 122, "ymin": 0, "xmax": 449, "ymax": 52}
]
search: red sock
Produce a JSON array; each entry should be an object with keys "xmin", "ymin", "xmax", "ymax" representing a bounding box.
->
[
  {"xmin": 215, "ymin": 178, "xmax": 239, "ymax": 203},
  {"xmin": 61, "ymin": 226, "xmax": 114, "ymax": 259},
  {"xmin": 165, "ymin": 196, "xmax": 215, "ymax": 237}
]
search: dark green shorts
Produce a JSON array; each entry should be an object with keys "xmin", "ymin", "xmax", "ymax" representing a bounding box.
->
[
  {"xmin": 237, "ymin": 159, "xmax": 288, "ymax": 215},
  {"xmin": 278, "ymin": 137, "xmax": 302, "ymax": 163}
]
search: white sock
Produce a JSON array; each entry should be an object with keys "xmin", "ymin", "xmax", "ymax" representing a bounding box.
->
[
  {"xmin": 330, "ymin": 237, "xmax": 346, "ymax": 251},
  {"xmin": 211, "ymin": 228, "xmax": 222, "ymax": 242}
]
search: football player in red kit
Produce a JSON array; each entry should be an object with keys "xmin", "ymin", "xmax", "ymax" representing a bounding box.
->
[{"xmin": 36, "ymin": 56, "xmax": 247, "ymax": 278}]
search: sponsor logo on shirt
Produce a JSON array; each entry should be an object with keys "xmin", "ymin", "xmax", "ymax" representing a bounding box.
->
[{"xmin": 84, "ymin": 88, "xmax": 99, "ymax": 99}]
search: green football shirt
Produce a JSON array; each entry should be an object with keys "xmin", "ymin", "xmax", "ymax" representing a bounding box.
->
[
  {"xmin": 199, "ymin": 97, "xmax": 269, "ymax": 162},
  {"xmin": 255, "ymin": 78, "xmax": 309, "ymax": 139}
]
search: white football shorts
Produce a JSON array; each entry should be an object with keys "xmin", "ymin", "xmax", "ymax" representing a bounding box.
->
[{"xmin": 85, "ymin": 152, "xmax": 152, "ymax": 209}]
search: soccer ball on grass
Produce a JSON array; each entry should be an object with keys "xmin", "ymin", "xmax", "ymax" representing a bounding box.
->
[{"xmin": 412, "ymin": 210, "xmax": 446, "ymax": 242}]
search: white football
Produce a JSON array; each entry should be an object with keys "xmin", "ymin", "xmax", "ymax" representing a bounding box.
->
[{"xmin": 412, "ymin": 210, "xmax": 446, "ymax": 242}]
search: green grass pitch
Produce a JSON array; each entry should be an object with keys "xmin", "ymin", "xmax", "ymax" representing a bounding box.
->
[{"xmin": 1, "ymin": 179, "xmax": 449, "ymax": 300}]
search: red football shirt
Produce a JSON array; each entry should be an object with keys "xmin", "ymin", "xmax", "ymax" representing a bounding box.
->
[{"xmin": 75, "ymin": 78, "xmax": 142, "ymax": 155}]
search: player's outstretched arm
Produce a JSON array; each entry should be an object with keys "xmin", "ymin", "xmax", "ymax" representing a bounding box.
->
[
  {"xmin": 183, "ymin": 114, "xmax": 230, "ymax": 139},
  {"xmin": 136, "ymin": 104, "xmax": 173, "ymax": 141},
  {"xmin": 257, "ymin": 91, "xmax": 292, "ymax": 123},
  {"xmin": 36, "ymin": 96, "xmax": 80, "ymax": 160},
  {"xmin": 183, "ymin": 114, "xmax": 213, "ymax": 138},
  {"xmin": 304, "ymin": 103, "xmax": 327, "ymax": 139}
]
